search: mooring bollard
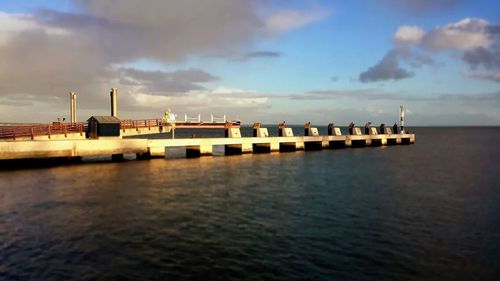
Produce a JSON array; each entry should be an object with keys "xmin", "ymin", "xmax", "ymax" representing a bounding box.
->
[
  {"xmin": 304, "ymin": 122, "xmax": 319, "ymax": 136},
  {"xmin": 253, "ymin": 123, "xmax": 269, "ymax": 137}
]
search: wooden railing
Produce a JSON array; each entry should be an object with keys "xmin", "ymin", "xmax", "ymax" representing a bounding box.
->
[{"xmin": 0, "ymin": 123, "xmax": 85, "ymax": 140}]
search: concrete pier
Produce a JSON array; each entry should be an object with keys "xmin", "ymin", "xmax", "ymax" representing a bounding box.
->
[{"xmin": 0, "ymin": 133, "xmax": 415, "ymax": 162}]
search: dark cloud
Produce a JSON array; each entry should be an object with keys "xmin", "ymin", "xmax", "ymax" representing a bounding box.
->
[
  {"xmin": 360, "ymin": 18, "xmax": 500, "ymax": 82},
  {"xmin": 463, "ymin": 21, "xmax": 500, "ymax": 70},
  {"xmin": 0, "ymin": 29, "xmax": 110, "ymax": 97},
  {"xmin": 118, "ymin": 68, "xmax": 219, "ymax": 94},
  {"xmin": 406, "ymin": 52, "xmax": 435, "ymax": 68},
  {"xmin": 244, "ymin": 51, "xmax": 281, "ymax": 59},
  {"xmin": 463, "ymin": 47, "xmax": 500, "ymax": 69},
  {"xmin": 412, "ymin": 18, "xmax": 500, "ymax": 70},
  {"xmin": 35, "ymin": 0, "xmax": 264, "ymax": 62},
  {"xmin": 0, "ymin": 0, "xmax": 328, "ymax": 121},
  {"xmin": 359, "ymin": 49, "xmax": 413, "ymax": 82},
  {"xmin": 487, "ymin": 24, "xmax": 500, "ymax": 34},
  {"xmin": 286, "ymin": 88, "xmax": 500, "ymax": 103}
]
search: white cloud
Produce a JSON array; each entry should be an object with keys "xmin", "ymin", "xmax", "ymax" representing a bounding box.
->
[
  {"xmin": 0, "ymin": 12, "xmax": 69, "ymax": 46},
  {"xmin": 422, "ymin": 18, "xmax": 491, "ymax": 51},
  {"xmin": 129, "ymin": 87, "xmax": 269, "ymax": 111},
  {"xmin": 212, "ymin": 86, "xmax": 251, "ymax": 94},
  {"xmin": 361, "ymin": 17, "xmax": 499, "ymax": 83},
  {"xmin": 264, "ymin": 9, "xmax": 330, "ymax": 35},
  {"xmin": 394, "ymin": 26, "xmax": 425, "ymax": 45}
]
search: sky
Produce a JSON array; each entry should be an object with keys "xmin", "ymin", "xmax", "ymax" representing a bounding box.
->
[{"xmin": 0, "ymin": 0, "xmax": 499, "ymax": 126}]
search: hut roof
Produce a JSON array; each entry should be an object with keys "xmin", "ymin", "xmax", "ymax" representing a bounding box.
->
[{"xmin": 87, "ymin": 116, "xmax": 120, "ymax": 124}]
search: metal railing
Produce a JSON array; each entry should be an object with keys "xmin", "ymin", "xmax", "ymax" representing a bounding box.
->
[
  {"xmin": 0, "ymin": 123, "xmax": 85, "ymax": 140},
  {"xmin": 0, "ymin": 118, "xmax": 240, "ymax": 140},
  {"xmin": 120, "ymin": 119, "xmax": 163, "ymax": 129}
]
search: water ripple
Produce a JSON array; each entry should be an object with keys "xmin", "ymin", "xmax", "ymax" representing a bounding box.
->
[{"xmin": 0, "ymin": 127, "xmax": 499, "ymax": 280}]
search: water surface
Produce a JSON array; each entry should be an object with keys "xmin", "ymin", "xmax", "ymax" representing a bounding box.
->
[{"xmin": 1, "ymin": 127, "xmax": 499, "ymax": 280}]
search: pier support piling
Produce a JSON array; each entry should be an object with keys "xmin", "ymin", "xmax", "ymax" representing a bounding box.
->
[
  {"xmin": 111, "ymin": 153, "xmax": 124, "ymax": 161},
  {"xmin": 148, "ymin": 146, "xmax": 165, "ymax": 158},
  {"xmin": 186, "ymin": 144, "xmax": 213, "ymax": 158}
]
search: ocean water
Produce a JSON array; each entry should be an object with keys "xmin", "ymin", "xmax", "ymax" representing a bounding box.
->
[{"xmin": 1, "ymin": 127, "xmax": 499, "ymax": 281}]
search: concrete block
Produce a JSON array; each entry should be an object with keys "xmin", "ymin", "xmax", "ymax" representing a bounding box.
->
[
  {"xmin": 353, "ymin": 127, "xmax": 362, "ymax": 135},
  {"xmin": 256, "ymin": 128, "xmax": 269, "ymax": 137},
  {"xmin": 334, "ymin": 128, "xmax": 342, "ymax": 136},
  {"xmin": 322, "ymin": 139, "xmax": 330, "ymax": 148},
  {"xmin": 270, "ymin": 141, "xmax": 280, "ymax": 152},
  {"xmin": 384, "ymin": 128, "xmax": 393, "ymax": 134},
  {"xmin": 295, "ymin": 141, "xmax": 304, "ymax": 150},
  {"xmin": 283, "ymin": 128, "xmax": 294, "ymax": 137},
  {"xmin": 226, "ymin": 128, "xmax": 241, "ymax": 138},
  {"xmin": 149, "ymin": 146, "xmax": 165, "ymax": 157},
  {"xmin": 241, "ymin": 143, "xmax": 252, "ymax": 153},
  {"xmin": 370, "ymin": 127, "xmax": 378, "ymax": 135},
  {"xmin": 307, "ymin": 128, "xmax": 319, "ymax": 136}
]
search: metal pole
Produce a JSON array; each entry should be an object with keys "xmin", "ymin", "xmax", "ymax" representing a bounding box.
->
[
  {"xmin": 400, "ymin": 105, "xmax": 405, "ymax": 133},
  {"xmin": 110, "ymin": 88, "xmax": 118, "ymax": 117},
  {"xmin": 73, "ymin": 93, "xmax": 77, "ymax": 123},
  {"xmin": 69, "ymin": 92, "xmax": 76, "ymax": 123}
]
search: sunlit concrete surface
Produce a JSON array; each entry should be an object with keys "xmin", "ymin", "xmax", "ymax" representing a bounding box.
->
[{"xmin": 0, "ymin": 134, "xmax": 415, "ymax": 161}]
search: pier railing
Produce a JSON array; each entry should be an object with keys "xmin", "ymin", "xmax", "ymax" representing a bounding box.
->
[
  {"xmin": 0, "ymin": 118, "xmax": 240, "ymax": 140},
  {"xmin": 0, "ymin": 123, "xmax": 85, "ymax": 140},
  {"xmin": 120, "ymin": 119, "xmax": 163, "ymax": 129},
  {"xmin": 120, "ymin": 119, "xmax": 240, "ymax": 129}
]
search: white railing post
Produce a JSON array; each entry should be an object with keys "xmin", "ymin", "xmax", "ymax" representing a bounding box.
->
[{"xmin": 211, "ymin": 114, "xmax": 213, "ymax": 123}]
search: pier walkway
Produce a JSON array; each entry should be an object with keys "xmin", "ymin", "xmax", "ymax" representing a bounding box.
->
[{"xmin": 0, "ymin": 132, "xmax": 415, "ymax": 161}]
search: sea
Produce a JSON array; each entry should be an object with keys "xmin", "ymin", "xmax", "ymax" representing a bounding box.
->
[{"xmin": 1, "ymin": 126, "xmax": 499, "ymax": 281}]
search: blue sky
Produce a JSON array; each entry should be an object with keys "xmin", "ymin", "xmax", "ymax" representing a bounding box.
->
[{"xmin": 0, "ymin": 0, "xmax": 499, "ymax": 125}]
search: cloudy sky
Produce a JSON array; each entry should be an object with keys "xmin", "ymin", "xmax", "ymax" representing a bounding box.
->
[{"xmin": 0, "ymin": 0, "xmax": 499, "ymax": 125}]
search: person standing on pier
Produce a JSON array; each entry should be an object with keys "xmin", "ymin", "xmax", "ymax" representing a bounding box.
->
[
  {"xmin": 393, "ymin": 123, "xmax": 398, "ymax": 134},
  {"xmin": 348, "ymin": 122, "xmax": 354, "ymax": 135},
  {"xmin": 379, "ymin": 124, "xmax": 385, "ymax": 134},
  {"xmin": 364, "ymin": 122, "xmax": 371, "ymax": 134}
]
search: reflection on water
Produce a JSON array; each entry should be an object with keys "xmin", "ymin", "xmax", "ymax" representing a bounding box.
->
[{"xmin": 1, "ymin": 127, "xmax": 500, "ymax": 280}]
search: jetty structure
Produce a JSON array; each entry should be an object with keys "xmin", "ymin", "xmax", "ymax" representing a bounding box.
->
[{"xmin": 0, "ymin": 89, "xmax": 415, "ymax": 162}]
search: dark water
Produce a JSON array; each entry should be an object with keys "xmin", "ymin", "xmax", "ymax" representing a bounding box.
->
[{"xmin": 1, "ymin": 127, "xmax": 499, "ymax": 281}]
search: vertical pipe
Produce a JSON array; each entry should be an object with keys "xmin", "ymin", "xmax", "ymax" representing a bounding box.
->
[
  {"xmin": 110, "ymin": 88, "xmax": 117, "ymax": 117},
  {"xmin": 400, "ymin": 105, "xmax": 405, "ymax": 133},
  {"xmin": 69, "ymin": 92, "xmax": 76, "ymax": 123},
  {"xmin": 73, "ymin": 93, "xmax": 77, "ymax": 123}
]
